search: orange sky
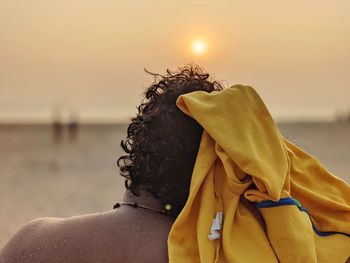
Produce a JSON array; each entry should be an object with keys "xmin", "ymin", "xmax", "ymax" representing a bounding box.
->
[{"xmin": 0, "ymin": 0, "xmax": 349, "ymax": 123}]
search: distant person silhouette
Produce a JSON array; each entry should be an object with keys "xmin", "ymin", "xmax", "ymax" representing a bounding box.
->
[
  {"xmin": 51, "ymin": 108, "xmax": 63, "ymax": 143},
  {"xmin": 52, "ymin": 120, "xmax": 62, "ymax": 143},
  {"xmin": 68, "ymin": 109, "xmax": 79, "ymax": 142},
  {"xmin": 68, "ymin": 121, "xmax": 78, "ymax": 142}
]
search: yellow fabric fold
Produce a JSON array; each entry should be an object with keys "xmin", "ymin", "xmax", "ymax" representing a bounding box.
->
[{"xmin": 167, "ymin": 85, "xmax": 350, "ymax": 263}]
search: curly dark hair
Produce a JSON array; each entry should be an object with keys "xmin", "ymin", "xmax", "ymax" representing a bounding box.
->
[{"xmin": 117, "ymin": 65, "xmax": 223, "ymax": 217}]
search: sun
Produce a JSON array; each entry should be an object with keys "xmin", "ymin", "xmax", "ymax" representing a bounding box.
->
[{"xmin": 192, "ymin": 39, "xmax": 207, "ymax": 55}]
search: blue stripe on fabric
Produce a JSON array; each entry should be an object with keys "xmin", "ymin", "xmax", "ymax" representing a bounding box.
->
[
  {"xmin": 255, "ymin": 198, "xmax": 299, "ymax": 208},
  {"xmin": 255, "ymin": 197, "xmax": 350, "ymax": 238}
]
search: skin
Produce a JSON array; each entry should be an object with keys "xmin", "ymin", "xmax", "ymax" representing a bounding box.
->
[{"xmin": 0, "ymin": 189, "xmax": 175, "ymax": 263}]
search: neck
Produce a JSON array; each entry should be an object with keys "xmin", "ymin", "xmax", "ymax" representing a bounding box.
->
[{"xmin": 122, "ymin": 188, "xmax": 164, "ymax": 211}]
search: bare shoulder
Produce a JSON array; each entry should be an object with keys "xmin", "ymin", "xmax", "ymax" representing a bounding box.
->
[
  {"xmin": 0, "ymin": 208, "xmax": 175, "ymax": 263},
  {"xmin": 0, "ymin": 217, "xmax": 69, "ymax": 263},
  {"xmin": 0, "ymin": 212, "xmax": 121, "ymax": 263}
]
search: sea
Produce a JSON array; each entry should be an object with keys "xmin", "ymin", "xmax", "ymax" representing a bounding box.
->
[{"xmin": 0, "ymin": 122, "xmax": 349, "ymax": 247}]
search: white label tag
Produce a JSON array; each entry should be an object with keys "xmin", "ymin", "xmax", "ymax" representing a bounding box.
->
[{"xmin": 208, "ymin": 212, "xmax": 223, "ymax": 241}]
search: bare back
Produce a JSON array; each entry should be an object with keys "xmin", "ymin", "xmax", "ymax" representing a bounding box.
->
[{"xmin": 0, "ymin": 191, "xmax": 175, "ymax": 263}]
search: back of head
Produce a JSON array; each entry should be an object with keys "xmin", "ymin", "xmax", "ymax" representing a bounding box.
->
[{"xmin": 117, "ymin": 65, "xmax": 223, "ymax": 216}]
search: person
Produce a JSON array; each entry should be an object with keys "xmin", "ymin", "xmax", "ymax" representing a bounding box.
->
[{"xmin": 0, "ymin": 66, "xmax": 222, "ymax": 263}]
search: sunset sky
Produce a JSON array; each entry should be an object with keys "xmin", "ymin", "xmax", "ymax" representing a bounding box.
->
[{"xmin": 0, "ymin": 0, "xmax": 349, "ymax": 123}]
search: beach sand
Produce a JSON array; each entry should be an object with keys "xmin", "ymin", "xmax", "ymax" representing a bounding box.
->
[{"xmin": 0, "ymin": 123, "xmax": 349, "ymax": 247}]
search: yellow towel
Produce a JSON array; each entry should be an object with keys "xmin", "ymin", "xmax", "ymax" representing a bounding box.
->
[{"xmin": 167, "ymin": 85, "xmax": 350, "ymax": 263}]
